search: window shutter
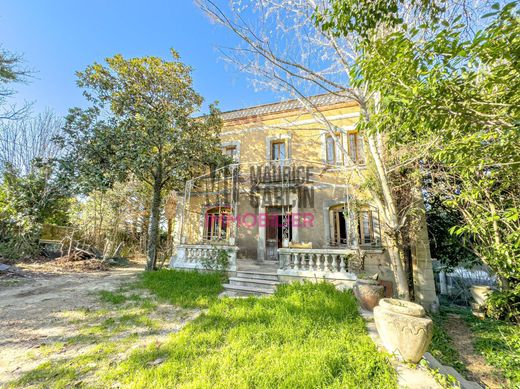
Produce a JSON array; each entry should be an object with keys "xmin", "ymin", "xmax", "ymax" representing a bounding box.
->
[
  {"xmin": 357, "ymin": 135, "xmax": 365, "ymax": 164},
  {"xmin": 372, "ymin": 210, "xmax": 381, "ymax": 246}
]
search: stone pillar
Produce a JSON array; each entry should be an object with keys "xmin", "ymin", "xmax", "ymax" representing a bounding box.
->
[
  {"xmin": 257, "ymin": 205, "xmax": 266, "ymax": 262},
  {"xmin": 411, "ymin": 197, "xmax": 439, "ymax": 310},
  {"xmin": 439, "ymin": 269, "xmax": 448, "ymax": 295}
]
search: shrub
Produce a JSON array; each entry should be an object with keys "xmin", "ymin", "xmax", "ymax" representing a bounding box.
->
[
  {"xmin": 486, "ymin": 285, "xmax": 520, "ymax": 323},
  {"xmin": 200, "ymin": 248, "xmax": 230, "ymax": 272}
]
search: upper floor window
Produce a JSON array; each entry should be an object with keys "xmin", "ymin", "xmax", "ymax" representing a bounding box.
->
[
  {"xmin": 325, "ymin": 135, "xmax": 336, "ymax": 165},
  {"xmin": 347, "ymin": 132, "xmax": 364, "ymax": 164},
  {"xmin": 224, "ymin": 146, "xmax": 237, "ymax": 157},
  {"xmin": 271, "ymin": 140, "xmax": 287, "ymax": 161}
]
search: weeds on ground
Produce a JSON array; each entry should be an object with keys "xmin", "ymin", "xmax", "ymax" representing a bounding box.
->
[
  {"xmin": 428, "ymin": 310, "xmax": 467, "ymax": 372},
  {"xmin": 464, "ymin": 310, "xmax": 520, "ymax": 386}
]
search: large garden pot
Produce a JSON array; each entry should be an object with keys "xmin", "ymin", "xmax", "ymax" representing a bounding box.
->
[
  {"xmin": 353, "ymin": 279, "xmax": 384, "ymax": 311},
  {"xmin": 470, "ymin": 285, "xmax": 492, "ymax": 307},
  {"xmin": 374, "ymin": 298, "xmax": 433, "ymax": 363}
]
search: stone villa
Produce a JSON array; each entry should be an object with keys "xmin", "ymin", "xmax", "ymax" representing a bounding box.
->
[{"xmin": 170, "ymin": 94, "xmax": 437, "ymax": 308}]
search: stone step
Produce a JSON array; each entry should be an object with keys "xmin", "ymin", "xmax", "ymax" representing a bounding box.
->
[
  {"xmin": 229, "ymin": 277, "xmax": 280, "ymax": 288},
  {"xmin": 222, "ymin": 283, "xmax": 276, "ymax": 295},
  {"xmin": 235, "ymin": 271, "xmax": 279, "ymax": 281}
]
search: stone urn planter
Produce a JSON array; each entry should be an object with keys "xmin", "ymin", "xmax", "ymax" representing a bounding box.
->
[
  {"xmin": 374, "ymin": 298, "xmax": 433, "ymax": 363},
  {"xmin": 470, "ymin": 285, "xmax": 492, "ymax": 307},
  {"xmin": 353, "ymin": 279, "xmax": 384, "ymax": 311}
]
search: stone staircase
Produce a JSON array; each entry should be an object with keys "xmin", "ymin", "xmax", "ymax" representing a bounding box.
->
[{"xmin": 222, "ymin": 260, "xmax": 280, "ymax": 296}]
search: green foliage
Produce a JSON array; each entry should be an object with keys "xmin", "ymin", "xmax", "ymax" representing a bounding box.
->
[
  {"xmin": 0, "ymin": 162, "xmax": 70, "ymax": 259},
  {"xmin": 67, "ymin": 181, "xmax": 151, "ymax": 258},
  {"xmin": 426, "ymin": 194, "xmax": 478, "ymax": 268},
  {"xmin": 0, "ymin": 46, "xmax": 30, "ymax": 120},
  {"xmin": 316, "ymin": 1, "xmax": 520, "ymax": 293},
  {"xmin": 314, "ymin": 0, "xmax": 441, "ymax": 39},
  {"xmin": 200, "ymin": 248, "xmax": 230, "ymax": 272},
  {"xmin": 58, "ymin": 50, "xmax": 225, "ymax": 194},
  {"xmin": 105, "ymin": 281, "xmax": 397, "ymax": 388},
  {"xmin": 138, "ymin": 269, "xmax": 224, "ymax": 308},
  {"xmin": 486, "ymin": 285, "xmax": 520, "ymax": 323},
  {"xmin": 57, "ymin": 50, "xmax": 225, "ymax": 269}
]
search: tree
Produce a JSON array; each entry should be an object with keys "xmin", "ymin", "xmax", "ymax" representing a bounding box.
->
[
  {"xmin": 0, "ymin": 46, "xmax": 31, "ymax": 121},
  {"xmin": 0, "ymin": 161, "xmax": 70, "ymax": 258},
  {"xmin": 317, "ymin": 1, "xmax": 519, "ymax": 293},
  {"xmin": 58, "ymin": 50, "xmax": 224, "ymax": 270},
  {"xmin": 0, "ymin": 111, "xmax": 69, "ymax": 259},
  {"xmin": 0, "ymin": 110, "xmax": 63, "ymax": 174}
]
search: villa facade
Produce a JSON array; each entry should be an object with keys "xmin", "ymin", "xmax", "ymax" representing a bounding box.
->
[{"xmin": 170, "ymin": 94, "xmax": 437, "ymax": 308}]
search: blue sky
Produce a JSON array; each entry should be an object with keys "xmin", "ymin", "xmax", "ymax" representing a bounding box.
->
[{"xmin": 0, "ymin": 0, "xmax": 279, "ymax": 117}]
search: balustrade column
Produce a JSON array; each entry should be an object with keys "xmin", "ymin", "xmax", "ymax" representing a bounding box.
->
[
  {"xmin": 309, "ymin": 254, "xmax": 315, "ymax": 271},
  {"xmin": 339, "ymin": 256, "xmax": 346, "ymax": 272},
  {"xmin": 316, "ymin": 254, "xmax": 322, "ymax": 271}
]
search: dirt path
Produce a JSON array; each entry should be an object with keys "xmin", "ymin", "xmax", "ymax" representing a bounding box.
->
[
  {"xmin": 443, "ymin": 314, "xmax": 502, "ymax": 388},
  {"xmin": 0, "ymin": 263, "xmax": 144, "ymax": 385}
]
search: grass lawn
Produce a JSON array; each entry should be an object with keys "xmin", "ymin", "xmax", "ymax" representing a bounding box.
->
[{"xmin": 10, "ymin": 270, "xmax": 397, "ymax": 388}]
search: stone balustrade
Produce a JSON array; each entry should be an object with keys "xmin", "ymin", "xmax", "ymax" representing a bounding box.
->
[
  {"xmin": 278, "ymin": 248, "xmax": 358, "ymax": 281},
  {"xmin": 170, "ymin": 244, "xmax": 238, "ymax": 271}
]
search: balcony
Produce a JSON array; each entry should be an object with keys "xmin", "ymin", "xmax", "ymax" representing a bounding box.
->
[
  {"xmin": 277, "ymin": 247, "xmax": 361, "ymax": 281},
  {"xmin": 170, "ymin": 244, "xmax": 238, "ymax": 272}
]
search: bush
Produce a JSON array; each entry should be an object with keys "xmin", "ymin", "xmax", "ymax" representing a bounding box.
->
[
  {"xmin": 200, "ymin": 249, "xmax": 230, "ymax": 272},
  {"xmin": 486, "ymin": 285, "xmax": 520, "ymax": 323}
]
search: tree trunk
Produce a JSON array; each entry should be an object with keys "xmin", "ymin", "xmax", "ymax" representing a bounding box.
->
[
  {"xmin": 363, "ymin": 121, "xmax": 411, "ymax": 300},
  {"xmin": 147, "ymin": 176, "xmax": 162, "ymax": 271},
  {"xmin": 388, "ymin": 232, "xmax": 411, "ymax": 300}
]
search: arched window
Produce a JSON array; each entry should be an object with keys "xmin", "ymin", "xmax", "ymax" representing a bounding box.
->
[
  {"xmin": 204, "ymin": 207, "xmax": 231, "ymax": 241},
  {"xmin": 325, "ymin": 135, "xmax": 336, "ymax": 165}
]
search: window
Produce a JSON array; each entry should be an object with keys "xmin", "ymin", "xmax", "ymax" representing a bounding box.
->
[
  {"xmin": 224, "ymin": 146, "xmax": 237, "ymax": 157},
  {"xmin": 329, "ymin": 205, "xmax": 349, "ymax": 246},
  {"xmin": 204, "ymin": 207, "xmax": 231, "ymax": 241},
  {"xmin": 271, "ymin": 141, "xmax": 287, "ymax": 161},
  {"xmin": 358, "ymin": 208, "xmax": 380, "ymax": 246},
  {"xmin": 329, "ymin": 205, "xmax": 381, "ymax": 247},
  {"xmin": 325, "ymin": 135, "xmax": 336, "ymax": 165},
  {"xmin": 347, "ymin": 133, "xmax": 358, "ymax": 163}
]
